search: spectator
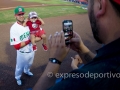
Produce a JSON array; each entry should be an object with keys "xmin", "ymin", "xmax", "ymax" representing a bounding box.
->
[{"xmin": 33, "ymin": 0, "xmax": 120, "ymax": 90}]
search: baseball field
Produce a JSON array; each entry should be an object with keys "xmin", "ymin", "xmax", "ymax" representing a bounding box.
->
[{"xmin": 0, "ymin": 0, "xmax": 101, "ymax": 90}]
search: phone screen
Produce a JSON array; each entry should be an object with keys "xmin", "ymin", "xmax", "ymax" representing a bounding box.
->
[{"xmin": 63, "ymin": 20, "xmax": 73, "ymax": 45}]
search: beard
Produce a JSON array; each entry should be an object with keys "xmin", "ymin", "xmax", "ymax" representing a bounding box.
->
[
  {"xmin": 16, "ymin": 17, "xmax": 24, "ymax": 24},
  {"xmin": 89, "ymin": 6, "xmax": 103, "ymax": 44}
]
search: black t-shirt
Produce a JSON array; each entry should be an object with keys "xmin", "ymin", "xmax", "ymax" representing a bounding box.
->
[{"xmin": 48, "ymin": 38, "xmax": 120, "ymax": 90}]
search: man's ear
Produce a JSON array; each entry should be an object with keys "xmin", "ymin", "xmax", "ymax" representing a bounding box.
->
[{"xmin": 96, "ymin": 0, "xmax": 106, "ymax": 18}]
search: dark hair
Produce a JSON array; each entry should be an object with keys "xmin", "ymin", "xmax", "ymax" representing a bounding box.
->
[{"xmin": 110, "ymin": 0, "xmax": 120, "ymax": 17}]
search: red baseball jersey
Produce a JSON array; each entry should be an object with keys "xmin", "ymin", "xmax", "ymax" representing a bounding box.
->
[{"xmin": 26, "ymin": 20, "xmax": 42, "ymax": 32}]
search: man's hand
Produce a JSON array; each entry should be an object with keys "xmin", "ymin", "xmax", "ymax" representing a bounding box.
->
[
  {"xmin": 70, "ymin": 31, "xmax": 95, "ymax": 64},
  {"xmin": 48, "ymin": 31, "xmax": 70, "ymax": 62},
  {"xmin": 33, "ymin": 31, "xmax": 70, "ymax": 90},
  {"xmin": 24, "ymin": 18, "xmax": 29, "ymax": 22},
  {"xmin": 70, "ymin": 31, "xmax": 84, "ymax": 53},
  {"xmin": 38, "ymin": 17, "xmax": 45, "ymax": 25},
  {"xmin": 71, "ymin": 55, "xmax": 83, "ymax": 70},
  {"xmin": 23, "ymin": 18, "xmax": 29, "ymax": 27}
]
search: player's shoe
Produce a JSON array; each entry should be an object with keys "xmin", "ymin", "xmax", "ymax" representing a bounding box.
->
[
  {"xmin": 33, "ymin": 45, "xmax": 37, "ymax": 51},
  {"xmin": 25, "ymin": 72, "xmax": 33, "ymax": 76},
  {"xmin": 17, "ymin": 79, "xmax": 22, "ymax": 86},
  {"xmin": 42, "ymin": 44, "xmax": 48, "ymax": 51},
  {"xmin": 27, "ymin": 72, "xmax": 33, "ymax": 76}
]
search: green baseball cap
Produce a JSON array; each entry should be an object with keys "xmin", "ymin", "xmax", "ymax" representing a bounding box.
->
[{"xmin": 14, "ymin": 6, "xmax": 25, "ymax": 15}]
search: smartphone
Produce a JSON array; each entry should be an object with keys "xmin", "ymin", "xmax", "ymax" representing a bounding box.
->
[{"xmin": 62, "ymin": 20, "xmax": 73, "ymax": 45}]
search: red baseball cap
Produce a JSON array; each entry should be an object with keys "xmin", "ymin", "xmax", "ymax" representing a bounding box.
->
[{"xmin": 113, "ymin": 0, "xmax": 120, "ymax": 5}]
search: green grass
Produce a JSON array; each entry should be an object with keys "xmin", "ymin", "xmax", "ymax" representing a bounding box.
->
[
  {"xmin": 0, "ymin": 6, "xmax": 87, "ymax": 24},
  {"xmin": 17, "ymin": 0, "xmax": 74, "ymax": 5}
]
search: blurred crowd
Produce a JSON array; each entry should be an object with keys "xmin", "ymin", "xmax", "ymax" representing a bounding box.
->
[{"xmin": 64, "ymin": 0, "xmax": 88, "ymax": 5}]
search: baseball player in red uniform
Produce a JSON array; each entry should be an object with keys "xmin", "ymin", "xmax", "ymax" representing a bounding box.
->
[
  {"xmin": 23, "ymin": 11, "xmax": 48, "ymax": 51},
  {"xmin": 10, "ymin": 6, "xmax": 40, "ymax": 86}
]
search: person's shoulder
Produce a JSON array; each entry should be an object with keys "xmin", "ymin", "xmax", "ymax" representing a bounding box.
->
[
  {"xmin": 10, "ymin": 22, "xmax": 23, "ymax": 33},
  {"xmin": 10, "ymin": 22, "xmax": 17, "ymax": 31}
]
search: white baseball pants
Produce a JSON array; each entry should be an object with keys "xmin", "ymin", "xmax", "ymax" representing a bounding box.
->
[{"xmin": 15, "ymin": 51, "xmax": 35, "ymax": 80}]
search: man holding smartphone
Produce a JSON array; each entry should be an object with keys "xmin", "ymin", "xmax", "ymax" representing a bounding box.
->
[{"xmin": 33, "ymin": 0, "xmax": 120, "ymax": 90}]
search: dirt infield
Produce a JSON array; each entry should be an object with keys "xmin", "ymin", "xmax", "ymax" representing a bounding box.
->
[{"xmin": 0, "ymin": 0, "xmax": 101, "ymax": 90}]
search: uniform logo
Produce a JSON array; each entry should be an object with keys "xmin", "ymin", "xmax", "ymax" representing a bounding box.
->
[
  {"xmin": 32, "ymin": 23, "xmax": 38, "ymax": 29},
  {"xmin": 10, "ymin": 38, "xmax": 16, "ymax": 42},
  {"xmin": 20, "ymin": 31, "xmax": 30, "ymax": 41},
  {"xmin": 18, "ymin": 8, "xmax": 22, "ymax": 12}
]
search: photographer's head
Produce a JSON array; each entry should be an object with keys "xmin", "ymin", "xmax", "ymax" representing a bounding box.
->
[{"xmin": 87, "ymin": 0, "xmax": 120, "ymax": 44}]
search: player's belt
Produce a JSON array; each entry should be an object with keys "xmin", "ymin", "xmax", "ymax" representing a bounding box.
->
[{"xmin": 19, "ymin": 51, "xmax": 31, "ymax": 53}]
